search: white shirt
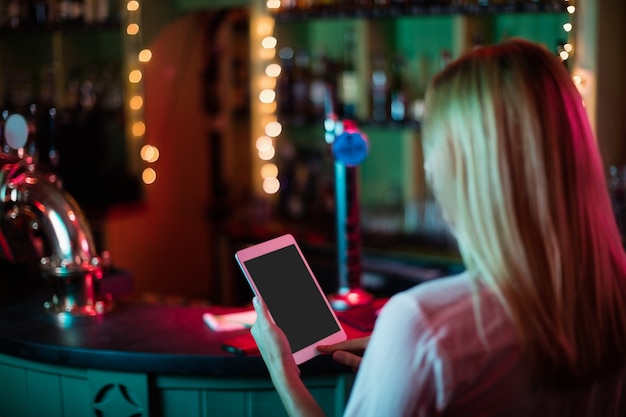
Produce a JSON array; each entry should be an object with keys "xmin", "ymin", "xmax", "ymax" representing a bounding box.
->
[{"xmin": 343, "ymin": 272, "xmax": 626, "ymax": 417}]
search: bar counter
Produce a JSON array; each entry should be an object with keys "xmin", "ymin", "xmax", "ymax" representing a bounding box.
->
[{"xmin": 0, "ymin": 286, "xmax": 367, "ymax": 417}]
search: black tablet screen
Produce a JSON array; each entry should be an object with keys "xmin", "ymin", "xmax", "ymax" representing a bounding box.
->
[{"xmin": 244, "ymin": 244, "xmax": 340, "ymax": 352}]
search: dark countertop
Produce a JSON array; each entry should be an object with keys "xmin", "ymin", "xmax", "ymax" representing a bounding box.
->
[{"xmin": 0, "ymin": 290, "xmax": 370, "ymax": 377}]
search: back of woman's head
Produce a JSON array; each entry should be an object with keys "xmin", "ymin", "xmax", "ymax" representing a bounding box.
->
[{"xmin": 423, "ymin": 38, "xmax": 626, "ymax": 385}]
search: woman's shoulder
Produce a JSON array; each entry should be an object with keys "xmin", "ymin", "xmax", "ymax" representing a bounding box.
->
[
  {"xmin": 390, "ymin": 271, "xmax": 477, "ymax": 315},
  {"xmin": 381, "ymin": 271, "xmax": 517, "ymax": 351}
]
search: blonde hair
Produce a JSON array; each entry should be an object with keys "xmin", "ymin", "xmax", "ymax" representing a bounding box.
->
[{"xmin": 423, "ymin": 38, "xmax": 626, "ymax": 384}]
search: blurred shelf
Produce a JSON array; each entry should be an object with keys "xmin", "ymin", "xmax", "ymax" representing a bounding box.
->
[
  {"xmin": 273, "ymin": 2, "xmax": 568, "ymax": 22},
  {"xmin": 0, "ymin": 21, "xmax": 120, "ymax": 35}
]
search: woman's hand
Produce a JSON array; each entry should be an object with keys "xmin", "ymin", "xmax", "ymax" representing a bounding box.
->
[
  {"xmin": 317, "ymin": 336, "xmax": 370, "ymax": 371},
  {"xmin": 250, "ymin": 296, "xmax": 299, "ymax": 378},
  {"xmin": 251, "ymin": 297, "xmax": 326, "ymax": 417}
]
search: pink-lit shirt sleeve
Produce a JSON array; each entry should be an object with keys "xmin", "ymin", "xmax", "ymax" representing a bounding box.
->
[{"xmin": 342, "ymin": 292, "xmax": 449, "ymax": 417}]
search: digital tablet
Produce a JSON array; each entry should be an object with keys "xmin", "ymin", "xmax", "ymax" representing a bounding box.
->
[{"xmin": 235, "ymin": 234, "xmax": 347, "ymax": 364}]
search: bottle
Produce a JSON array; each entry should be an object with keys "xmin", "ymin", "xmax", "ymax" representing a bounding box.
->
[
  {"xmin": 291, "ymin": 48, "xmax": 311, "ymax": 125},
  {"xmin": 277, "ymin": 47, "xmax": 295, "ymax": 123},
  {"xmin": 95, "ymin": 0, "xmax": 108, "ymax": 23},
  {"xmin": 25, "ymin": 102, "xmax": 38, "ymax": 157},
  {"xmin": 46, "ymin": 0, "xmax": 59, "ymax": 25},
  {"xmin": 370, "ymin": 51, "xmax": 388, "ymax": 122},
  {"xmin": 390, "ymin": 53, "xmax": 407, "ymax": 122},
  {"xmin": 83, "ymin": 0, "xmax": 95, "ymax": 24},
  {"xmin": 308, "ymin": 47, "xmax": 329, "ymax": 120},
  {"xmin": 338, "ymin": 29, "xmax": 358, "ymax": 119},
  {"xmin": 70, "ymin": 0, "xmax": 83, "ymax": 23},
  {"xmin": 30, "ymin": 0, "xmax": 48, "ymax": 26},
  {"xmin": 6, "ymin": 0, "xmax": 21, "ymax": 28},
  {"xmin": 57, "ymin": 0, "xmax": 71, "ymax": 23},
  {"xmin": 0, "ymin": 0, "xmax": 7, "ymax": 28}
]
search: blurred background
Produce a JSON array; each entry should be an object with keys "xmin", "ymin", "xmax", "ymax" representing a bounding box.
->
[{"xmin": 1, "ymin": 0, "xmax": 624, "ymax": 306}]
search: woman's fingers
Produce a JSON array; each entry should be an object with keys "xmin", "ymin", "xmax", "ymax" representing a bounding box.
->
[
  {"xmin": 332, "ymin": 351, "xmax": 362, "ymax": 371},
  {"xmin": 317, "ymin": 336, "xmax": 370, "ymax": 371},
  {"xmin": 318, "ymin": 336, "xmax": 370, "ymax": 354},
  {"xmin": 252, "ymin": 297, "xmax": 270, "ymax": 324}
]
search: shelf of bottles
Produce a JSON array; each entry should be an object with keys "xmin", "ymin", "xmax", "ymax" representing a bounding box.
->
[
  {"xmin": 0, "ymin": 0, "xmax": 144, "ymax": 212},
  {"xmin": 0, "ymin": 0, "xmax": 120, "ymax": 31},
  {"xmin": 272, "ymin": 1, "xmax": 568, "ymax": 21},
  {"xmin": 260, "ymin": 0, "xmax": 573, "ymax": 248},
  {"xmin": 270, "ymin": 0, "xmax": 573, "ymax": 128}
]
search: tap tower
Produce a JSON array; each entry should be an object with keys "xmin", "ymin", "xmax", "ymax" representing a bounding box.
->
[{"xmin": 0, "ymin": 113, "xmax": 112, "ymax": 316}]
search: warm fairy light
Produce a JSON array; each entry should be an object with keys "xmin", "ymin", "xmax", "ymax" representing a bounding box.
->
[
  {"xmin": 266, "ymin": 63, "xmax": 281, "ymax": 77},
  {"xmin": 266, "ymin": 0, "xmax": 281, "ymax": 9},
  {"xmin": 130, "ymin": 95, "xmax": 143, "ymax": 110},
  {"xmin": 147, "ymin": 146, "xmax": 159, "ymax": 163},
  {"xmin": 262, "ymin": 36, "xmax": 277, "ymax": 49},
  {"xmin": 572, "ymin": 74, "xmax": 583, "ymax": 87},
  {"xmin": 138, "ymin": 49, "xmax": 152, "ymax": 62},
  {"xmin": 140, "ymin": 144, "xmax": 159, "ymax": 162},
  {"xmin": 256, "ymin": 135, "xmax": 273, "ymax": 151},
  {"xmin": 259, "ymin": 76, "xmax": 277, "ymax": 89},
  {"xmin": 132, "ymin": 121, "xmax": 146, "ymax": 137},
  {"xmin": 142, "ymin": 168, "xmax": 156, "ymax": 184},
  {"xmin": 129, "ymin": 69, "xmax": 142, "ymax": 83},
  {"xmin": 263, "ymin": 177, "xmax": 280, "ymax": 194},
  {"xmin": 125, "ymin": 0, "xmax": 147, "ymax": 186},
  {"xmin": 260, "ymin": 102, "xmax": 277, "ymax": 114},
  {"xmin": 256, "ymin": 16, "xmax": 274, "ymax": 36},
  {"xmin": 253, "ymin": 7, "xmax": 279, "ymax": 195},
  {"xmin": 572, "ymin": 68, "xmax": 591, "ymax": 97},
  {"xmin": 265, "ymin": 121, "xmax": 282, "ymax": 137},
  {"xmin": 563, "ymin": 23, "xmax": 573, "ymax": 32},
  {"xmin": 259, "ymin": 48, "xmax": 276, "ymax": 60},
  {"xmin": 259, "ymin": 147, "xmax": 276, "ymax": 160},
  {"xmin": 127, "ymin": 23, "xmax": 139, "ymax": 35},
  {"xmin": 140, "ymin": 144, "xmax": 152, "ymax": 160},
  {"xmin": 261, "ymin": 163, "xmax": 279, "ymax": 179},
  {"xmin": 559, "ymin": 50, "xmax": 569, "ymax": 61},
  {"xmin": 567, "ymin": 5, "xmax": 575, "ymax": 14},
  {"xmin": 261, "ymin": 114, "xmax": 277, "ymax": 126},
  {"xmin": 259, "ymin": 89, "xmax": 276, "ymax": 104},
  {"xmin": 564, "ymin": 43, "xmax": 573, "ymax": 53}
]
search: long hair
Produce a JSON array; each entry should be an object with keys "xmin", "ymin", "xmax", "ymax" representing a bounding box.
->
[{"xmin": 422, "ymin": 38, "xmax": 626, "ymax": 385}]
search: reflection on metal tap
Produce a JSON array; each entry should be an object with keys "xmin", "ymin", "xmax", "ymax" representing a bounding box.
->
[{"xmin": 1, "ymin": 114, "xmax": 112, "ymax": 316}]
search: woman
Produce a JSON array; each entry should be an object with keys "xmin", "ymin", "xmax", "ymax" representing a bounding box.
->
[{"xmin": 250, "ymin": 38, "xmax": 626, "ymax": 416}]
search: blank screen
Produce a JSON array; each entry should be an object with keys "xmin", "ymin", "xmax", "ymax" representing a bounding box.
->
[{"xmin": 244, "ymin": 244, "xmax": 340, "ymax": 352}]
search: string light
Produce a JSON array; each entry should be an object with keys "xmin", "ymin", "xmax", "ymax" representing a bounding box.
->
[
  {"xmin": 129, "ymin": 95, "xmax": 143, "ymax": 110},
  {"xmin": 126, "ymin": 23, "xmax": 139, "ymax": 35},
  {"xmin": 265, "ymin": 63, "xmax": 281, "ymax": 77},
  {"xmin": 261, "ymin": 163, "xmax": 279, "ymax": 179},
  {"xmin": 124, "ymin": 0, "xmax": 155, "ymax": 185},
  {"xmin": 128, "ymin": 69, "xmax": 142, "ymax": 83},
  {"xmin": 559, "ymin": 1, "xmax": 575, "ymax": 65},
  {"xmin": 259, "ymin": 89, "xmax": 276, "ymax": 103},
  {"xmin": 138, "ymin": 49, "xmax": 152, "ymax": 63},
  {"xmin": 266, "ymin": 0, "xmax": 281, "ymax": 9},
  {"xmin": 142, "ymin": 167, "xmax": 156, "ymax": 184},
  {"xmin": 127, "ymin": 0, "xmax": 139, "ymax": 12},
  {"xmin": 252, "ymin": 3, "xmax": 280, "ymax": 195},
  {"xmin": 132, "ymin": 121, "xmax": 146, "ymax": 137},
  {"xmin": 140, "ymin": 144, "xmax": 160, "ymax": 163}
]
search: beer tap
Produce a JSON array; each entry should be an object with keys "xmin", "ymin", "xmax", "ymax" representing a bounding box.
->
[
  {"xmin": 324, "ymin": 88, "xmax": 374, "ymax": 310},
  {"xmin": 1, "ymin": 114, "xmax": 112, "ymax": 316}
]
